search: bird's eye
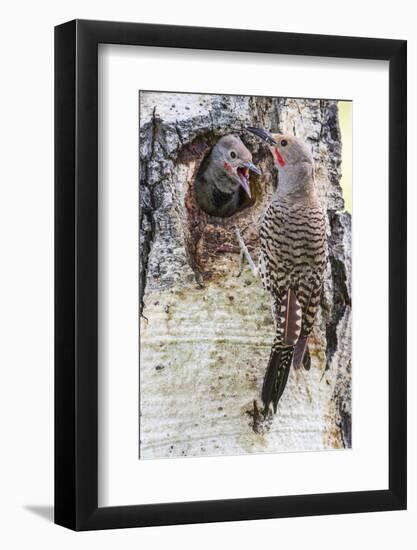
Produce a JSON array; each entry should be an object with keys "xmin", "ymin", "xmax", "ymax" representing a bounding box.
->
[
  {"xmin": 280, "ymin": 139, "xmax": 288, "ymax": 147},
  {"xmin": 230, "ymin": 151, "xmax": 236, "ymax": 159}
]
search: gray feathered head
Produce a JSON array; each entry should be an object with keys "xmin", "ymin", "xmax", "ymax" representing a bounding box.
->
[
  {"xmin": 210, "ymin": 134, "xmax": 261, "ymax": 198},
  {"xmin": 246, "ymin": 128, "xmax": 313, "ymax": 169}
]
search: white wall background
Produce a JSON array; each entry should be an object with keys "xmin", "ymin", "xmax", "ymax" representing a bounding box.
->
[{"xmin": 0, "ymin": 1, "xmax": 414, "ymax": 548}]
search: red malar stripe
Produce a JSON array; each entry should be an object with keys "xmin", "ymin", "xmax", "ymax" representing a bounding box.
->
[
  {"xmin": 274, "ymin": 147, "xmax": 286, "ymax": 167},
  {"xmin": 223, "ymin": 161, "xmax": 233, "ymax": 174}
]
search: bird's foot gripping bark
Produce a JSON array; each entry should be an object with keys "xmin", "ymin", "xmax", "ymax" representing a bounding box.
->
[
  {"xmin": 246, "ymin": 400, "xmax": 274, "ymax": 434},
  {"xmin": 235, "ymin": 229, "xmax": 258, "ymax": 277}
]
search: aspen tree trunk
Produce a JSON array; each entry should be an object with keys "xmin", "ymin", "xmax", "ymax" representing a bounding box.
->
[{"xmin": 139, "ymin": 92, "xmax": 351, "ymax": 458}]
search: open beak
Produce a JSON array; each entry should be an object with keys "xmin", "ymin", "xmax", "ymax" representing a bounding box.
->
[
  {"xmin": 243, "ymin": 161, "xmax": 261, "ymax": 175},
  {"xmin": 246, "ymin": 127, "xmax": 278, "ymax": 146},
  {"xmin": 236, "ymin": 162, "xmax": 261, "ymax": 198}
]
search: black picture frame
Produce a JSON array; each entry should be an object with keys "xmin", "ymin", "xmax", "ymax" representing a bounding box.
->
[{"xmin": 55, "ymin": 19, "xmax": 407, "ymax": 531}]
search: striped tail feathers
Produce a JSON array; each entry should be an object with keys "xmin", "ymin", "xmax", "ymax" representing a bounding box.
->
[
  {"xmin": 262, "ymin": 345, "xmax": 293, "ymax": 414},
  {"xmin": 278, "ymin": 289, "xmax": 302, "ymax": 346},
  {"xmin": 263, "ymin": 289, "xmax": 303, "ymax": 414}
]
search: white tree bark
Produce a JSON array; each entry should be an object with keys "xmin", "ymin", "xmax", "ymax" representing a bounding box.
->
[{"xmin": 139, "ymin": 92, "xmax": 351, "ymax": 459}]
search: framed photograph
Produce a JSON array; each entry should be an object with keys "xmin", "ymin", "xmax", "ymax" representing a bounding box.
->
[{"xmin": 55, "ymin": 20, "xmax": 407, "ymax": 530}]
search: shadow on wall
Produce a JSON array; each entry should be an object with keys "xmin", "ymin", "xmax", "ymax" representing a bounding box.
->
[{"xmin": 24, "ymin": 505, "xmax": 54, "ymax": 523}]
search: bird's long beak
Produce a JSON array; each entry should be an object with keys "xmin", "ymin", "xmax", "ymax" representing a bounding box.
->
[
  {"xmin": 246, "ymin": 127, "xmax": 286, "ymax": 168},
  {"xmin": 236, "ymin": 162, "xmax": 260, "ymax": 198},
  {"xmin": 246, "ymin": 127, "xmax": 278, "ymax": 146},
  {"xmin": 242, "ymin": 161, "xmax": 261, "ymax": 175}
]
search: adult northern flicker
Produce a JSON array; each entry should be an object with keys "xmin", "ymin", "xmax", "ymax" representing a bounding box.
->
[
  {"xmin": 195, "ymin": 134, "xmax": 261, "ymax": 217},
  {"xmin": 239, "ymin": 127, "xmax": 327, "ymax": 414}
]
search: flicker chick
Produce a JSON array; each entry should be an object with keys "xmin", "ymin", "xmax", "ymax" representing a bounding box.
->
[
  {"xmin": 194, "ymin": 134, "xmax": 261, "ymax": 217},
  {"xmin": 241, "ymin": 127, "xmax": 327, "ymax": 413}
]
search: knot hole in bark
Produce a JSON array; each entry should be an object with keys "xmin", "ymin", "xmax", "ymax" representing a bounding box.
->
[{"xmin": 179, "ymin": 133, "xmax": 276, "ymax": 284}]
